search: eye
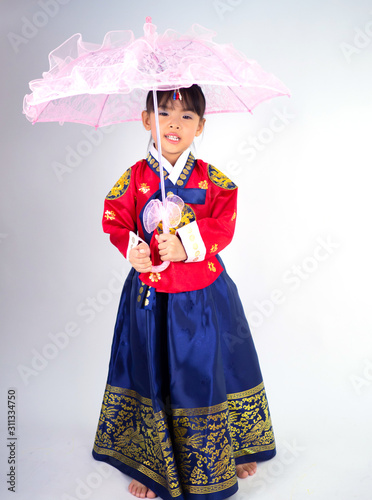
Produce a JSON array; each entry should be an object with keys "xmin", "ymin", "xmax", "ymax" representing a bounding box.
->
[
  {"xmin": 159, "ymin": 111, "xmax": 168, "ymax": 116},
  {"xmin": 182, "ymin": 114, "xmax": 193, "ymax": 120}
]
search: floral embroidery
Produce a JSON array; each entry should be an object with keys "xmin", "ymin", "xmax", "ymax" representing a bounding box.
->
[
  {"xmin": 208, "ymin": 262, "xmax": 216, "ymax": 272},
  {"xmin": 210, "ymin": 244, "xmax": 218, "ymax": 253},
  {"xmin": 93, "ymin": 382, "xmax": 275, "ymax": 496},
  {"xmin": 227, "ymin": 384, "xmax": 275, "ymax": 457},
  {"xmin": 149, "ymin": 273, "xmax": 161, "ymax": 283},
  {"xmin": 231, "ymin": 211, "xmax": 236, "ymax": 222},
  {"xmin": 106, "ymin": 168, "xmax": 132, "ymax": 199},
  {"xmin": 198, "ymin": 180, "xmax": 208, "ymax": 189},
  {"xmin": 157, "ymin": 204, "xmax": 196, "ymax": 235},
  {"xmin": 104, "ymin": 210, "xmax": 116, "ymax": 220},
  {"xmin": 208, "ymin": 165, "xmax": 237, "ymax": 190},
  {"xmin": 139, "ymin": 183, "xmax": 150, "ymax": 194}
]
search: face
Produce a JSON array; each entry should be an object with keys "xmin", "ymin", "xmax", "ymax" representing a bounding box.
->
[{"xmin": 142, "ymin": 99, "xmax": 205, "ymax": 166}]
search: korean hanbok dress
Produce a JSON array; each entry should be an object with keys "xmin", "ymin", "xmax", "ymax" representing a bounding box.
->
[{"xmin": 92, "ymin": 146, "xmax": 276, "ymax": 500}]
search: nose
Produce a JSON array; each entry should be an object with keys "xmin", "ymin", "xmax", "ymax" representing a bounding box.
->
[{"xmin": 169, "ymin": 116, "xmax": 181, "ymax": 129}]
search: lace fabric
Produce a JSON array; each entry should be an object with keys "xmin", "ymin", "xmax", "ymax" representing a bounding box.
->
[{"xmin": 23, "ymin": 20, "xmax": 290, "ymax": 127}]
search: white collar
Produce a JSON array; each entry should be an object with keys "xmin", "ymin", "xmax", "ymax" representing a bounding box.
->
[{"xmin": 149, "ymin": 144, "xmax": 191, "ymax": 185}]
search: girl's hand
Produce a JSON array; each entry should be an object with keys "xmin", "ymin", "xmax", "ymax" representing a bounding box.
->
[
  {"xmin": 156, "ymin": 233, "xmax": 187, "ymax": 262},
  {"xmin": 129, "ymin": 243, "xmax": 152, "ymax": 273}
]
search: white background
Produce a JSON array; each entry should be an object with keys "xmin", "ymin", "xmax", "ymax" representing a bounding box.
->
[{"xmin": 1, "ymin": 0, "xmax": 372, "ymax": 499}]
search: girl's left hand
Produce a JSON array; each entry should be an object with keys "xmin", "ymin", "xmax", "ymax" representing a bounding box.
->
[{"xmin": 155, "ymin": 233, "xmax": 187, "ymax": 262}]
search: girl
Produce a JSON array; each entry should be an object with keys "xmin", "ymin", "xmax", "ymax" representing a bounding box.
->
[{"xmin": 92, "ymin": 85, "xmax": 276, "ymax": 500}]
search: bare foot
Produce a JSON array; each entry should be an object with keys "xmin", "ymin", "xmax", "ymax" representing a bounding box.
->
[
  {"xmin": 128, "ymin": 479, "xmax": 157, "ymax": 498},
  {"xmin": 236, "ymin": 462, "xmax": 257, "ymax": 478}
]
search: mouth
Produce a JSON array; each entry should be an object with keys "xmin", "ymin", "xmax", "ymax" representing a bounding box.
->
[{"xmin": 165, "ymin": 134, "xmax": 180, "ymax": 144}]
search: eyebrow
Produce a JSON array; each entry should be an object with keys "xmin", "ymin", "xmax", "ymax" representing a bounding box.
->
[{"xmin": 159, "ymin": 104, "xmax": 196, "ymax": 113}]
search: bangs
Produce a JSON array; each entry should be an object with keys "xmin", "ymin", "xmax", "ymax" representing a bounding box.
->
[{"xmin": 145, "ymin": 85, "xmax": 206, "ymax": 118}]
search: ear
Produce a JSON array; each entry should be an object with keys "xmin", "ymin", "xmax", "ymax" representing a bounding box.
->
[
  {"xmin": 142, "ymin": 110, "xmax": 152, "ymax": 131},
  {"xmin": 195, "ymin": 118, "xmax": 206, "ymax": 137}
]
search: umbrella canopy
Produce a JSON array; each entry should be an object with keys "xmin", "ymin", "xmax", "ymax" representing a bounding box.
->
[
  {"xmin": 23, "ymin": 18, "xmax": 290, "ymax": 273},
  {"xmin": 23, "ymin": 18, "xmax": 290, "ymax": 128}
]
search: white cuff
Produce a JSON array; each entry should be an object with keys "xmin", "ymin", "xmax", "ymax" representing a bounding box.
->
[
  {"xmin": 126, "ymin": 231, "xmax": 146, "ymax": 259},
  {"xmin": 177, "ymin": 221, "xmax": 206, "ymax": 263}
]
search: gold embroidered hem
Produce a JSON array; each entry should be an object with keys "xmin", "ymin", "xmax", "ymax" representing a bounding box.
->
[{"xmin": 93, "ymin": 382, "xmax": 275, "ymax": 498}]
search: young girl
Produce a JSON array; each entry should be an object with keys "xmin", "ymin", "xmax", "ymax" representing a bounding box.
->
[{"xmin": 92, "ymin": 85, "xmax": 276, "ymax": 500}]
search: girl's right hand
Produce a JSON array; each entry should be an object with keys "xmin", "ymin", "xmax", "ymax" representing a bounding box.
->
[{"xmin": 128, "ymin": 242, "xmax": 152, "ymax": 273}]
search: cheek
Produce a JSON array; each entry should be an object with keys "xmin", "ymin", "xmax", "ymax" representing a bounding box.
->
[
  {"xmin": 192, "ymin": 125, "xmax": 201, "ymax": 137},
  {"xmin": 155, "ymin": 118, "xmax": 168, "ymax": 133},
  {"xmin": 150, "ymin": 121, "xmax": 160, "ymax": 138}
]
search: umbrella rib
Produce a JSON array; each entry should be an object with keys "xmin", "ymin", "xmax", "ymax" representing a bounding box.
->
[
  {"xmin": 95, "ymin": 94, "xmax": 110, "ymax": 128},
  {"xmin": 226, "ymin": 86, "xmax": 253, "ymax": 113},
  {"xmin": 33, "ymin": 99, "xmax": 52, "ymax": 124}
]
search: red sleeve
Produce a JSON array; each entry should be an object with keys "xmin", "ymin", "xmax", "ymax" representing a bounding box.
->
[{"xmin": 102, "ymin": 166, "xmax": 138, "ymax": 258}]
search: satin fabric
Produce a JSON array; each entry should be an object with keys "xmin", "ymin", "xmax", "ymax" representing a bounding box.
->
[{"xmin": 93, "ymin": 256, "xmax": 276, "ymax": 500}]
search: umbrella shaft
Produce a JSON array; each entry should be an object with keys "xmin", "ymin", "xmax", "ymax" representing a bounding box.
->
[{"xmin": 153, "ymin": 90, "xmax": 167, "ymax": 211}]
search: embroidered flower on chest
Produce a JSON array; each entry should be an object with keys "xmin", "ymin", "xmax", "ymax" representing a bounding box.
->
[{"xmin": 139, "ymin": 183, "xmax": 150, "ymax": 194}]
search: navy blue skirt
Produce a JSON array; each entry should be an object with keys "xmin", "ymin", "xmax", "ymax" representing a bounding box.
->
[{"xmin": 93, "ymin": 259, "xmax": 275, "ymax": 500}]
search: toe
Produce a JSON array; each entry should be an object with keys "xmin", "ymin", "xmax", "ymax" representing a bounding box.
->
[
  {"xmin": 236, "ymin": 462, "xmax": 257, "ymax": 479},
  {"xmin": 129, "ymin": 480, "xmax": 146, "ymax": 498},
  {"xmin": 129, "ymin": 479, "xmax": 157, "ymax": 499},
  {"xmin": 236, "ymin": 465, "xmax": 249, "ymax": 479},
  {"xmin": 248, "ymin": 462, "xmax": 257, "ymax": 475}
]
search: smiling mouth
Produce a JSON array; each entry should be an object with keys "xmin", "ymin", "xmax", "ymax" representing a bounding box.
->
[{"xmin": 165, "ymin": 134, "xmax": 180, "ymax": 143}]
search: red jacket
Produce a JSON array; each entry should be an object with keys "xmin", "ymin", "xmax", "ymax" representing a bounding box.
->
[{"xmin": 102, "ymin": 152, "xmax": 237, "ymax": 293}]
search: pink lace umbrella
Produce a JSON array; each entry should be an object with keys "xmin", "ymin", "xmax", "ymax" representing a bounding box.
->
[{"xmin": 23, "ymin": 17, "xmax": 290, "ymax": 271}]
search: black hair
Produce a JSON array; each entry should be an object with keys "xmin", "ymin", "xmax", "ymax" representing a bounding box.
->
[{"xmin": 145, "ymin": 84, "xmax": 206, "ymax": 120}]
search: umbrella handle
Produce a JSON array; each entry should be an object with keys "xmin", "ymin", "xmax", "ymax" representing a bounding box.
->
[
  {"xmin": 150, "ymin": 219, "xmax": 170, "ymax": 273},
  {"xmin": 150, "ymin": 260, "xmax": 170, "ymax": 273}
]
